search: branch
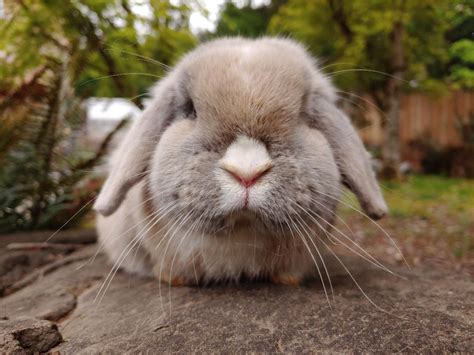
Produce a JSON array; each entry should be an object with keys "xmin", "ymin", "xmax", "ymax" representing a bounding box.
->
[
  {"xmin": 73, "ymin": 116, "xmax": 130, "ymax": 171},
  {"xmin": 6, "ymin": 242, "xmax": 82, "ymax": 252},
  {"xmin": 327, "ymin": 0, "xmax": 353, "ymax": 44},
  {"xmin": 67, "ymin": 3, "xmax": 134, "ymax": 98},
  {"xmin": 0, "ymin": 65, "xmax": 49, "ymax": 104}
]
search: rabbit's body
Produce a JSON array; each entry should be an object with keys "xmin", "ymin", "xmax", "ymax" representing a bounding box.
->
[{"xmin": 95, "ymin": 37, "xmax": 387, "ymax": 285}]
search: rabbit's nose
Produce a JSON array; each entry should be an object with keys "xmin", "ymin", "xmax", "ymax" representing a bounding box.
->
[
  {"xmin": 218, "ymin": 135, "xmax": 273, "ymax": 188},
  {"xmin": 221, "ymin": 162, "xmax": 272, "ymax": 188}
]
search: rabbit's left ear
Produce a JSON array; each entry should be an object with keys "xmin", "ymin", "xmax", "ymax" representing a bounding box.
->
[
  {"xmin": 305, "ymin": 94, "xmax": 388, "ymax": 220},
  {"xmin": 93, "ymin": 75, "xmax": 177, "ymax": 216}
]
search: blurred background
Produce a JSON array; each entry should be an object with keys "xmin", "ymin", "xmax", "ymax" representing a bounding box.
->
[{"xmin": 0, "ymin": 0, "xmax": 473, "ymax": 270}]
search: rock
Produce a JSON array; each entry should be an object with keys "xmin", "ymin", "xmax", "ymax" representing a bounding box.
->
[
  {"xmin": 0, "ymin": 229, "xmax": 97, "ymax": 248},
  {"xmin": 0, "ymin": 316, "xmax": 62, "ymax": 353},
  {"xmin": 1, "ymin": 287, "xmax": 76, "ymax": 321},
  {"xmin": 0, "ymin": 246, "xmax": 103, "ymax": 322},
  {"xmin": 0, "ymin": 229, "xmax": 97, "ymax": 296},
  {"xmin": 0, "ymin": 252, "xmax": 45, "ymax": 294},
  {"xmin": 0, "ymin": 244, "xmax": 472, "ymax": 353}
]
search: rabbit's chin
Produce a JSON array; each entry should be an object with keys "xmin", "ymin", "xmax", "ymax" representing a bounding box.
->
[
  {"xmin": 183, "ymin": 208, "xmax": 287, "ymax": 239},
  {"xmin": 228, "ymin": 210, "xmax": 260, "ymax": 229}
]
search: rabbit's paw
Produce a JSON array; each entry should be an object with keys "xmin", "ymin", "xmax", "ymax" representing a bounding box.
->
[{"xmin": 271, "ymin": 273, "xmax": 301, "ymax": 286}]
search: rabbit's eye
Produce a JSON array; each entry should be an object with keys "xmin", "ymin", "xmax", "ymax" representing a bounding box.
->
[{"xmin": 183, "ymin": 98, "xmax": 196, "ymax": 120}]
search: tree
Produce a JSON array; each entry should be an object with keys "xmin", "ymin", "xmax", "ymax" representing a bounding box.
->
[
  {"xmin": 204, "ymin": 0, "xmax": 286, "ymax": 39},
  {"xmin": 269, "ymin": 0, "xmax": 457, "ymax": 179},
  {"xmin": 0, "ymin": 0, "xmax": 197, "ymax": 231},
  {"xmin": 446, "ymin": 1, "xmax": 474, "ymax": 89}
]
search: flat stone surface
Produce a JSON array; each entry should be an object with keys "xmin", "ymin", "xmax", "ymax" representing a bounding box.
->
[{"xmin": 0, "ymin": 242, "xmax": 473, "ymax": 353}]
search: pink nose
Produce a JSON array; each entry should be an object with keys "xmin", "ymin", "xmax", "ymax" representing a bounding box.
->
[
  {"xmin": 221, "ymin": 163, "xmax": 272, "ymax": 188},
  {"xmin": 228, "ymin": 170, "xmax": 265, "ymax": 188}
]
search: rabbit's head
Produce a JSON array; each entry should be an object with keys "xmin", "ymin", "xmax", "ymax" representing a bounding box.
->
[{"xmin": 94, "ymin": 38, "xmax": 387, "ymax": 237}]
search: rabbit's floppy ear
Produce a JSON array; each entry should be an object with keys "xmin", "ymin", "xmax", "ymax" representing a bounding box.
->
[
  {"xmin": 94, "ymin": 75, "xmax": 177, "ymax": 216},
  {"xmin": 305, "ymin": 94, "xmax": 388, "ymax": 220}
]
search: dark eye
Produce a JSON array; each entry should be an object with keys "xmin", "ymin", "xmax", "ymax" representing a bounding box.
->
[{"xmin": 183, "ymin": 98, "xmax": 196, "ymax": 119}]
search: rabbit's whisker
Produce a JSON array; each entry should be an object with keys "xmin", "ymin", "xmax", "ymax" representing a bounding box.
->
[
  {"xmin": 282, "ymin": 210, "xmax": 299, "ymax": 250},
  {"xmin": 77, "ymin": 192, "xmax": 160, "ymax": 272},
  {"xmin": 260, "ymin": 205, "xmax": 286, "ymax": 268},
  {"xmin": 305, "ymin": 194, "xmax": 401, "ymax": 273},
  {"xmin": 157, "ymin": 209, "xmax": 195, "ymax": 315},
  {"xmin": 80, "ymin": 184, "xmax": 181, "ymax": 273},
  {"xmin": 318, "ymin": 237, "xmax": 396, "ymax": 317},
  {"xmin": 319, "ymin": 62, "xmax": 358, "ymax": 72},
  {"xmin": 46, "ymin": 195, "xmax": 97, "ymax": 243},
  {"xmin": 288, "ymin": 202, "xmax": 391, "ymax": 315},
  {"xmin": 78, "ymin": 72, "xmax": 163, "ymax": 89},
  {"xmin": 316, "ymin": 190, "xmax": 409, "ymax": 268},
  {"xmin": 327, "ymin": 68, "xmax": 409, "ymax": 83},
  {"xmin": 128, "ymin": 184, "xmax": 188, "ymax": 269},
  {"xmin": 95, "ymin": 201, "xmax": 179, "ymax": 304},
  {"xmin": 104, "ymin": 46, "xmax": 172, "ymax": 70},
  {"xmin": 104, "ymin": 203, "xmax": 182, "ymax": 303},
  {"xmin": 304, "ymin": 198, "xmax": 403, "ymax": 278},
  {"xmin": 191, "ymin": 208, "xmax": 211, "ymax": 286},
  {"xmin": 127, "ymin": 92, "xmax": 151, "ymax": 103},
  {"xmin": 285, "ymin": 206, "xmax": 333, "ymax": 308},
  {"xmin": 168, "ymin": 209, "xmax": 208, "ymax": 314},
  {"xmin": 198, "ymin": 210, "xmax": 212, "ymax": 283},
  {"xmin": 337, "ymin": 89, "xmax": 389, "ymax": 122},
  {"xmin": 96, "ymin": 202, "xmax": 178, "ymax": 303},
  {"xmin": 335, "ymin": 92, "xmax": 391, "ymax": 137},
  {"xmin": 290, "ymin": 205, "xmax": 335, "ymax": 306}
]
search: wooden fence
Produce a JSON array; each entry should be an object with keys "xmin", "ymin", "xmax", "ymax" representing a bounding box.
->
[{"xmin": 357, "ymin": 91, "xmax": 474, "ymax": 149}]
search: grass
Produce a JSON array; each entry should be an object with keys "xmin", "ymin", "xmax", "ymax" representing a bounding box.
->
[
  {"xmin": 382, "ymin": 175, "xmax": 474, "ymax": 218},
  {"xmin": 338, "ymin": 175, "xmax": 474, "ymax": 268}
]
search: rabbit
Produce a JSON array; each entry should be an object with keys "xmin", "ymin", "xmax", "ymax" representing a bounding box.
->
[{"xmin": 95, "ymin": 37, "xmax": 387, "ymax": 286}]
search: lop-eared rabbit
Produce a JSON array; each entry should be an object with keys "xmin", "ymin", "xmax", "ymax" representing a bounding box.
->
[{"xmin": 95, "ymin": 37, "xmax": 387, "ymax": 286}]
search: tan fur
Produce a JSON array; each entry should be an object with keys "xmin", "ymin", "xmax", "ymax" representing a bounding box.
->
[{"xmin": 95, "ymin": 37, "xmax": 387, "ymax": 285}]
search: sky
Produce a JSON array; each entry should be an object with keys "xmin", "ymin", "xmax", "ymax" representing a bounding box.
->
[
  {"xmin": 189, "ymin": 0, "xmax": 227, "ymax": 33},
  {"xmin": 190, "ymin": 0, "xmax": 271, "ymax": 32},
  {"xmin": 132, "ymin": 0, "xmax": 271, "ymax": 34}
]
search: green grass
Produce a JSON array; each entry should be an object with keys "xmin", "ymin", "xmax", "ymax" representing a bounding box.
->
[{"xmin": 381, "ymin": 175, "xmax": 474, "ymax": 218}]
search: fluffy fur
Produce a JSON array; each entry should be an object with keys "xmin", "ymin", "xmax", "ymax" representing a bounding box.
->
[{"xmin": 95, "ymin": 37, "xmax": 387, "ymax": 285}]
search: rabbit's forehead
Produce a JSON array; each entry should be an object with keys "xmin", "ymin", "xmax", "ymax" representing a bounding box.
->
[{"xmin": 183, "ymin": 45, "xmax": 310, "ymax": 131}]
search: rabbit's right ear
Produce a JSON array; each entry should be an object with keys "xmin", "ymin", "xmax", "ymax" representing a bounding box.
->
[
  {"xmin": 94, "ymin": 75, "xmax": 177, "ymax": 216},
  {"xmin": 305, "ymin": 93, "xmax": 388, "ymax": 220}
]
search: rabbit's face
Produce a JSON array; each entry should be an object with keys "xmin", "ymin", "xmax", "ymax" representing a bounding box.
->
[
  {"xmin": 94, "ymin": 38, "xmax": 387, "ymax": 234},
  {"xmin": 148, "ymin": 46, "xmax": 340, "ymax": 236},
  {"xmin": 150, "ymin": 118, "xmax": 340, "ymax": 236}
]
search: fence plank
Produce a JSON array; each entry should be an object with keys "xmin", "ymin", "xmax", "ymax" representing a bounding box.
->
[{"xmin": 355, "ymin": 91, "xmax": 474, "ymax": 149}]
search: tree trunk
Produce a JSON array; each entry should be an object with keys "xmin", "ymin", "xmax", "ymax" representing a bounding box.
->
[
  {"xmin": 30, "ymin": 60, "xmax": 70, "ymax": 228},
  {"xmin": 381, "ymin": 20, "xmax": 405, "ymax": 180}
]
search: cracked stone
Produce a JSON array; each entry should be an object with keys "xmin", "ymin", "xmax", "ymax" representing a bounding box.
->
[
  {"xmin": 0, "ymin": 316, "xmax": 62, "ymax": 353},
  {"xmin": 0, "ymin": 243, "xmax": 472, "ymax": 352}
]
